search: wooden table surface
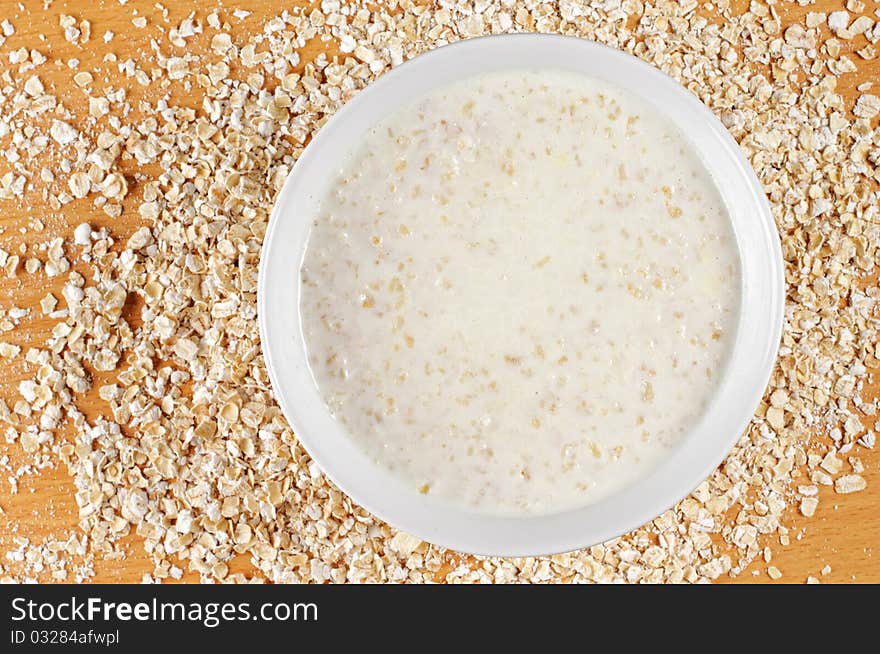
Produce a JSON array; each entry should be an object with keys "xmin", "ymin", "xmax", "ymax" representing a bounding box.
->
[{"xmin": 0, "ymin": 0, "xmax": 877, "ymax": 584}]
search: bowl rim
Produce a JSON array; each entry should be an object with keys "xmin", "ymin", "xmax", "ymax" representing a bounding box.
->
[{"xmin": 257, "ymin": 33, "xmax": 785, "ymax": 557}]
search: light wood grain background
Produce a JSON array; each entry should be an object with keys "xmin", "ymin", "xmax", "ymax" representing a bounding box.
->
[{"xmin": 0, "ymin": 0, "xmax": 876, "ymax": 583}]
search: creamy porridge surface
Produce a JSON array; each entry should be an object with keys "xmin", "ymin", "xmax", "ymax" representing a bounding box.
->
[{"xmin": 299, "ymin": 70, "xmax": 740, "ymax": 516}]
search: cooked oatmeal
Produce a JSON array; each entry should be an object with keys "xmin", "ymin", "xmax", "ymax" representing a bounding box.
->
[{"xmin": 300, "ymin": 70, "xmax": 741, "ymax": 515}]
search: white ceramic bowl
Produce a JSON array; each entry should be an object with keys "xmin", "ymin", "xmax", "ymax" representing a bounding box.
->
[{"xmin": 258, "ymin": 34, "xmax": 784, "ymax": 557}]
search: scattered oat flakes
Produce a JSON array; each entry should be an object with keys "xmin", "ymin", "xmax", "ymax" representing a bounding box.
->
[
  {"xmin": 0, "ymin": 0, "xmax": 876, "ymax": 587},
  {"xmin": 799, "ymin": 497, "xmax": 819, "ymax": 517},
  {"xmin": 853, "ymin": 94, "xmax": 880, "ymax": 118},
  {"xmin": 834, "ymin": 475, "xmax": 867, "ymax": 494},
  {"xmin": 0, "ymin": 343, "xmax": 20, "ymax": 359},
  {"xmin": 49, "ymin": 120, "xmax": 78, "ymax": 146}
]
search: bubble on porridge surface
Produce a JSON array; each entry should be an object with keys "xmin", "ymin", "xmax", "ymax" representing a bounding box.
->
[{"xmin": 300, "ymin": 70, "xmax": 741, "ymax": 516}]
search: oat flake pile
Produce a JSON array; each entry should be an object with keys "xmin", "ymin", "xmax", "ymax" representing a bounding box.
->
[{"xmin": 0, "ymin": 0, "xmax": 877, "ymax": 583}]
